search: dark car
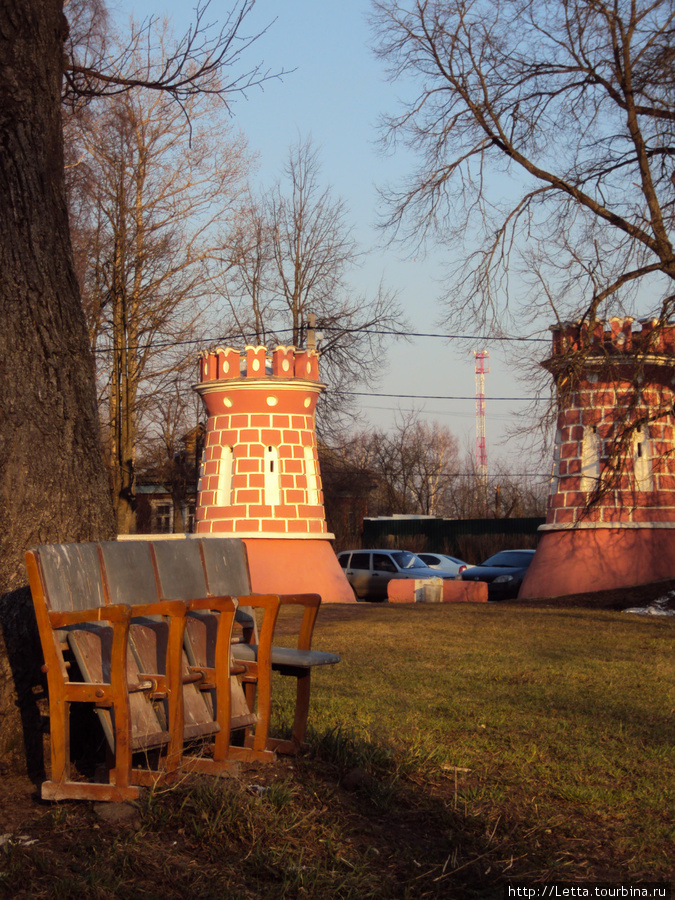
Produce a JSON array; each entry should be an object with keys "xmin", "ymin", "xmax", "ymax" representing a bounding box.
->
[
  {"xmin": 459, "ymin": 549, "xmax": 536, "ymax": 600},
  {"xmin": 337, "ymin": 549, "xmax": 455, "ymax": 601}
]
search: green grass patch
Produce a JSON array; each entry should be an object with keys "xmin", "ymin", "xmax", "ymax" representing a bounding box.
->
[{"xmin": 1, "ymin": 603, "xmax": 673, "ymax": 898}]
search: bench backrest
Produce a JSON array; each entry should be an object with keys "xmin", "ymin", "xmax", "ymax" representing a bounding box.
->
[
  {"xmin": 197, "ymin": 538, "xmax": 257, "ymax": 639},
  {"xmin": 199, "ymin": 538, "xmax": 251, "ymax": 597},
  {"xmin": 34, "ymin": 536, "xmax": 257, "ymax": 631},
  {"xmin": 99, "ymin": 540, "xmax": 159, "ymax": 605},
  {"xmin": 152, "ymin": 539, "xmax": 209, "ymax": 600},
  {"xmin": 36, "ymin": 541, "xmax": 167, "ymax": 611},
  {"xmin": 38, "ymin": 543, "xmax": 107, "ymax": 612}
]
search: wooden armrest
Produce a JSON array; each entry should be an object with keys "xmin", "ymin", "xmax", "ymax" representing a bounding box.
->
[
  {"xmin": 48, "ymin": 604, "xmax": 131, "ymax": 628},
  {"xmin": 130, "ymin": 600, "xmax": 188, "ymax": 618},
  {"xmin": 236, "ymin": 594, "xmax": 281, "ymax": 611},
  {"xmin": 237, "ymin": 594, "xmax": 280, "ymax": 669},
  {"xmin": 279, "ymin": 594, "xmax": 321, "ymax": 651},
  {"xmin": 188, "ymin": 596, "xmax": 237, "ymax": 613},
  {"xmin": 278, "ymin": 593, "xmax": 321, "ymax": 609}
]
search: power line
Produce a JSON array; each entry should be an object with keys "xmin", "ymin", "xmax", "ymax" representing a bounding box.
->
[
  {"xmin": 322, "ymin": 326, "xmax": 549, "ymax": 343},
  {"xmin": 432, "ymin": 472, "xmax": 550, "ymax": 479},
  {"xmin": 92, "ymin": 325, "xmax": 549, "ymax": 409},
  {"xmin": 350, "ymin": 392, "xmax": 542, "ymax": 401},
  {"xmin": 101, "ymin": 383, "xmax": 543, "ymax": 404},
  {"xmin": 320, "ymin": 462, "xmax": 551, "ymax": 480},
  {"xmin": 91, "ymin": 325, "xmax": 550, "ymax": 354},
  {"xmin": 359, "ymin": 405, "xmax": 515, "ymax": 419}
]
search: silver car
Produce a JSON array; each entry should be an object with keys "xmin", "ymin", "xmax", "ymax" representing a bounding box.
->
[
  {"xmin": 417, "ymin": 552, "xmax": 472, "ymax": 575},
  {"xmin": 337, "ymin": 549, "xmax": 455, "ymax": 601}
]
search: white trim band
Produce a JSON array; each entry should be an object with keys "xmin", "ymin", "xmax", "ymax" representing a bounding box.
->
[{"xmin": 539, "ymin": 521, "xmax": 675, "ymax": 532}]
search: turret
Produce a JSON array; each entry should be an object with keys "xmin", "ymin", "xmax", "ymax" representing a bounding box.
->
[
  {"xmin": 519, "ymin": 318, "xmax": 675, "ymax": 598},
  {"xmin": 194, "ymin": 343, "xmax": 354, "ymax": 603}
]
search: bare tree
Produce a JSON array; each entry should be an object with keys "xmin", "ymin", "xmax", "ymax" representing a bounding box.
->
[
  {"xmin": 371, "ymin": 0, "xmax": 675, "ymax": 333},
  {"xmin": 223, "ymin": 138, "xmax": 408, "ymax": 432},
  {"xmin": 319, "ymin": 438, "xmax": 379, "ymax": 548},
  {"xmin": 67, "ymin": 30, "xmax": 253, "ymax": 532},
  {"xmin": 370, "ymin": 0, "xmax": 675, "ymax": 502},
  {"xmin": 405, "ymin": 420, "xmax": 460, "ymax": 514},
  {"xmin": 329, "ymin": 414, "xmax": 546, "ymax": 525},
  {"xmin": 446, "ymin": 451, "xmax": 548, "ymax": 520},
  {"xmin": 334, "ymin": 415, "xmax": 461, "ymax": 516}
]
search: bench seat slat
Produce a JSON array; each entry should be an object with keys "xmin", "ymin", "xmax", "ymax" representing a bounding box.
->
[
  {"xmin": 67, "ymin": 626, "xmax": 170, "ymax": 751},
  {"xmin": 232, "ymin": 644, "xmax": 341, "ymax": 669}
]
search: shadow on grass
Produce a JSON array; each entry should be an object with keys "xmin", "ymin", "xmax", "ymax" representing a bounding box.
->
[{"xmin": 0, "ymin": 754, "xmax": 544, "ymax": 899}]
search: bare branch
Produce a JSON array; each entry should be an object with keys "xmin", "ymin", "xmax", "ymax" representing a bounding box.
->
[
  {"xmin": 222, "ymin": 137, "xmax": 409, "ymax": 434},
  {"xmin": 371, "ymin": 0, "xmax": 675, "ymax": 329},
  {"xmin": 64, "ymin": 0, "xmax": 286, "ymax": 110}
]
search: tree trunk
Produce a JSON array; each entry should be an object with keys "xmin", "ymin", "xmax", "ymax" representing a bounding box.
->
[{"xmin": 0, "ymin": 0, "xmax": 115, "ymax": 773}]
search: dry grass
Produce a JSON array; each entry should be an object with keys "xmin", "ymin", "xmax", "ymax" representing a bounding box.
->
[{"xmin": 1, "ymin": 599, "xmax": 673, "ymax": 898}]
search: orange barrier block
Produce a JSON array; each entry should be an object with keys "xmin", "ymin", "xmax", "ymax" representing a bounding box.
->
[
  {"xmin": 442, "ymin": 580, "xmax": 488, "ymax": 603},
  {"xmin": 387, "ymin": 579, "xmax": 444, "ymax": 603},
  {"xmin": 387, "ymin": 581, "xmax": 416, "ymax": 603}
]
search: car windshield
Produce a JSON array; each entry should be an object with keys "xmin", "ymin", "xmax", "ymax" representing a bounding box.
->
[
  {"xmin": 481, "ymin": 551, "xmax": 534, "ymax": 568},
  {"xmin": 391, "ymin": 551, "xmax": 426, "ymax": 570}
]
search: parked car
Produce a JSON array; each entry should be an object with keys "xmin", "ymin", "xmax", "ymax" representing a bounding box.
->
[
  {"xmin": 337, "ymin": 549, "xmax": 455, "ymax": 601},
  {"xmin": 459, "ymin": 549, "xmax": 536, "ymax": 601},
  {"xmin": 417, "ymin": 552, "xmax": 472, "ymax": 575}
]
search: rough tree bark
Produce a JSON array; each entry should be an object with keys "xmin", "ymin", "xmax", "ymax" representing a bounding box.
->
[{"xmin": 0, "ymin": 0, "xmax": 115, "ymax": 774}]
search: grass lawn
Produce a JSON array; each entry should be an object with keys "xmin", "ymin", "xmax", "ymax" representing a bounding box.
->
[{"xmin": 1, "ymin": 601, "xmax": 673, "ymax": 898}]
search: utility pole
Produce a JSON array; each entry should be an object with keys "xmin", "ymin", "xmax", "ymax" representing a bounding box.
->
[
  {"xmin": 306, "ymin": 312, "xmax": 316, "ymax": 350},
  {"xmin": 474, "ymin": 349, "xmax": 489, "ymax": 513}
]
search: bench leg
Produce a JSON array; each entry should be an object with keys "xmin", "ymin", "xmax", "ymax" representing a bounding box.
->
[
  {"xmin": 231, "ymin": 674, "xmax": 275, "ymax": 762},
  {"xmin": 46, "ymin": 697, "xmax": 71, "ymax": 793},
  {"xmin": 211, "ymin": 678, "xmax": 233, "ymax": 763},
  {"xmin": 291, "ymin": 670, "xmax": 311, "ymax": 747},
  {"xmin": 43, "ymin": 699, "xmax": 141, "ymax": 802},
  {"xmin": 266, "ymin": 670, "xmax": 311, "ymax": 756},
  {"xmin": 243, "ymin": 679, "xmax": 257, "ymax": 719}
]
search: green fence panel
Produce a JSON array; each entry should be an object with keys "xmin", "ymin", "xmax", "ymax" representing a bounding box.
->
[{"xmin": 361, "ymin": 517, "xmax": 545, "ymax": 560}]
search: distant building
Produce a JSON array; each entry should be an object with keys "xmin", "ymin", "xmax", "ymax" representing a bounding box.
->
[{"xmin": 134, "ymin": 425, "xmax": 202, "ymax": 535}]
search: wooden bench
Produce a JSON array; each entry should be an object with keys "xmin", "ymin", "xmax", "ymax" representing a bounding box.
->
[{"xmin": 25, "ymin": 536, "xmax": 340, "ymax": 800}]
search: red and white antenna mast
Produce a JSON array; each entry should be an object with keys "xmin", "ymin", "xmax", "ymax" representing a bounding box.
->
[{"xmin": 474, "ymin": 350, "xmax": 489, "ymax": 497}]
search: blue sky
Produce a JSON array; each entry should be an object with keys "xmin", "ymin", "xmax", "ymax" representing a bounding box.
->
[{"xmin": 114, "ymin": 0, "xmax": 548, "ymax": 472}]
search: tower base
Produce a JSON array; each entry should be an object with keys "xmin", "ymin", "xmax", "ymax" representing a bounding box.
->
[
  {"xmin": 243, "ymin": 538, "xmax": 356, "ymax": 603},
  {"xmin": 519, "ymin": 525, "xmax": 675, "ymax": 599}
]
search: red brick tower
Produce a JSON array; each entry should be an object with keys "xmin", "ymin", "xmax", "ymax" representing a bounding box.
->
[
  {"xmin": 195, "ymin": 344, "xmax": 354, "ymax": 602},
  {"xmin": 520, "ymin": 317, "xmax": 675, "ymax": 598}
]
